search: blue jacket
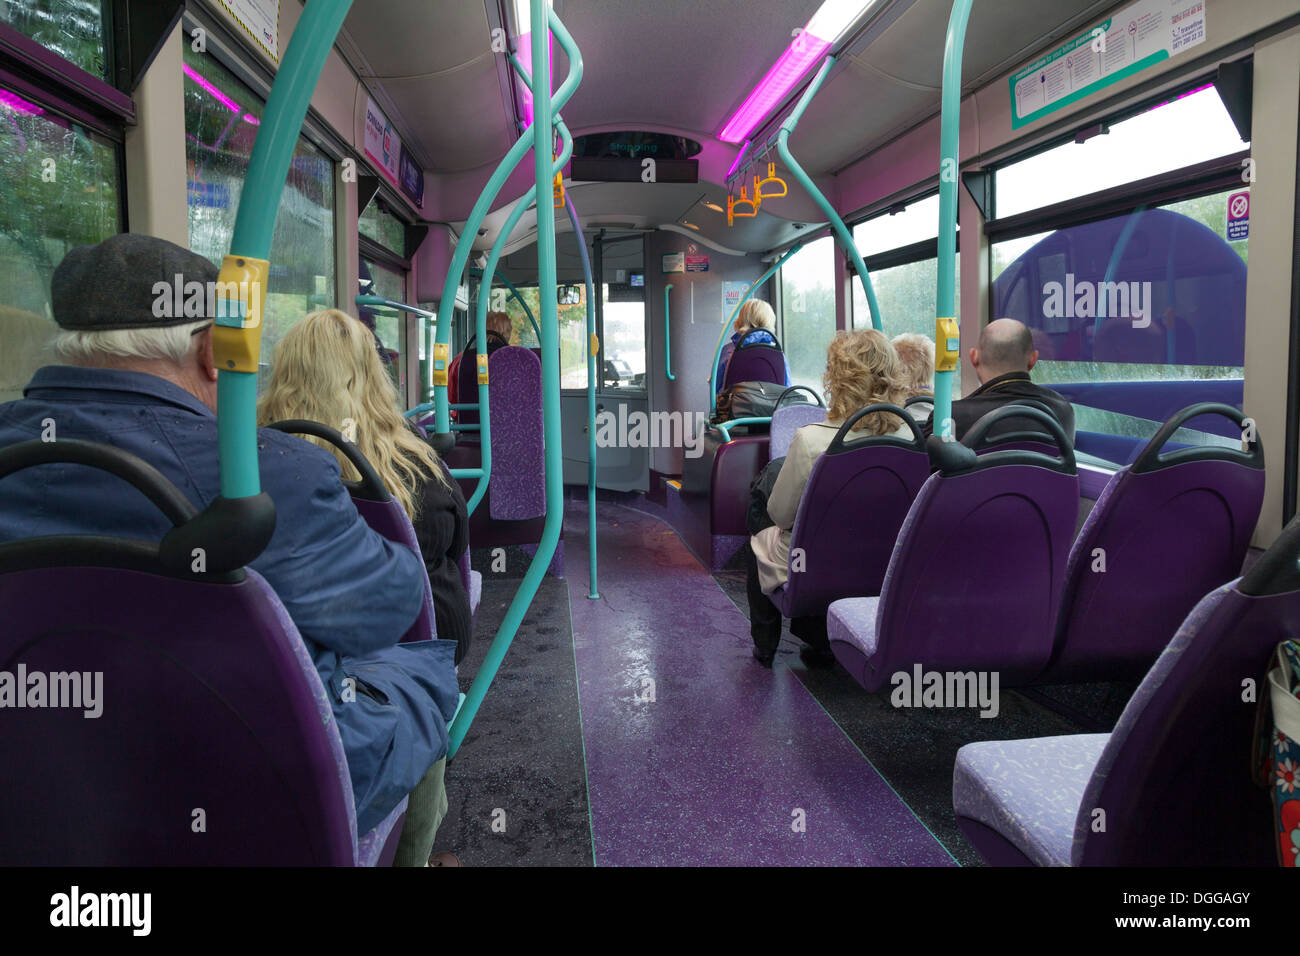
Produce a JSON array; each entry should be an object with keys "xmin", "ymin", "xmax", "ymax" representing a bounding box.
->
[
  {"xmin": 0, "ymin": 366, "xmax": 460, "ymax": 834},
  {"xmin": 716, "ymin": 329, "xmax": 791, "ymax": 398}
]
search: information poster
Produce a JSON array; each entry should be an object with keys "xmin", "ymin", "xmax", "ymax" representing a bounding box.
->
[
  {"xmin": 364, "ymin": 97, "xmax": 403, "ymax": 189},
  {"xmin": 662, "ymin": 252, "xmax": 685, "ymax": 274},
  {"xmin": 218, "ymin": 0, "xmax": 279, "ymax": 62},
  {"xmin": 685, "ymin": 243, "xmax": 710, "ymax": 273},
  {"xmin": 1008, "ymin": 0, "xmax": 1206, "ymax": 129},
  {"xmin": 723, "ymin": 281, "xmax": 748, "ymax": 318}
]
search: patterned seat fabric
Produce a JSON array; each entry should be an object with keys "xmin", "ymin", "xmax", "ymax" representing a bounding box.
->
[
  {"xmin": 769, "ymin": 405, "xmax": 824, "ymax": 460},
  {"xmin": 827, "ymin": 597, "xmax": 880, "ymax": 687},
  {"xmin": 953, "ymin": 734, "xmax": 1109, "ymax": 867}
]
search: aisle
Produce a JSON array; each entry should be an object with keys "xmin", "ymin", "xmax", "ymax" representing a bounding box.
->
[{"xmin": 565, "ymin": 500, "xmax": 955, "ymax": 866}]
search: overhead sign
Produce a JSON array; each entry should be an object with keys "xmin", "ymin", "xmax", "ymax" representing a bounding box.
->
[
  {"xmin": 1008, "ymin": 0, "xmax": 1207, "ymax": 129},
  {"xmin": 218, "ymin": 0, "xmax": 279, "ymax": 62},
  {"xmin": 1225, "ymin": 190, "xmax": 1249, "ymax": 241},
  {"xmin": 398, "ymin": 144, "xmax": 424, "ymax": 208},
  {"xmin": 685, "ymin": 243, "xmax": 709, "ymax": 273},
  {"xmin": 364, "ymin": 98, "xmax": 402, "ymax": 190}
]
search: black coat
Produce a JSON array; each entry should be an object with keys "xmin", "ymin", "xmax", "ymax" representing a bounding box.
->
[
  {"xmin": 927, "ymin": 371, "xmax": 1076, "ymax": 444},
  {"xmin": 410, "ymin": 455, "xmax": 473, "ymax": 664}
]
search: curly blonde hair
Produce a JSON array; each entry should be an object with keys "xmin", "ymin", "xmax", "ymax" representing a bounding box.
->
[
  {"xmin": 734, "ymin": 299, "xmax": 775, "ymax": 337},
  {"xmin": 891, "ymin": 332, "xmax": 935, "ymax": 394},
  {"xmin": 823, "ymin": 328, "xmax": 909, "ymax": 434},
  {"xmin": 257, "ymin": 309, "xmax": 447, "ymax": 520}
]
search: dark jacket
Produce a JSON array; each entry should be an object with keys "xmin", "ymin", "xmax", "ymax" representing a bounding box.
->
[
  {"xmin": 929, "ymin": 371, "xmax": 1076, "ymax": 444},
  {"xmin": 0, "ymin": 366, "xmax": 460, "ymax": 834},
  {"xmin": 410, "ymin": 452, "xmax": 472, "ymax": 664}
]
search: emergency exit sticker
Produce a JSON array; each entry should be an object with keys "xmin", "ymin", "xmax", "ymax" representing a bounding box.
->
[{"xmin": 1226, "ymin": 190, "xmax": 1249, "ymax": 241}]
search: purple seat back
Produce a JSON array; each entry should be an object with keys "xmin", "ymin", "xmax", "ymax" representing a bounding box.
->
[
  {"xmin": 863, "ymin": 407, "xmax": 1080, "ymax": 688},
  {"xmin": 777, "ymin": 405, "xmax": 929, "ymax": 618},
  {"xmin": 1046, "ymin": 403, "xmax": 1264, "ymax": 681},
  {"xmin": 352, "ymin": 496, "xmax": 436, "ymax": 643},
  {"xmin": 770, "ymin": 403, "xmax": 825, "ymax": 460},
  {"xmin": 264, "ymin": 420, "xmax": 435, "ymax": 645},
  {"xmin": 1071, "ymin": 518, "xmax": 1300, "ymax": 864},
  {"xmin": 487, "ymin": 346, "xmax": 545, "ymax": 520},
  {"xmin": 722, "ymin": 340, "xmax": 786, "ymax": 390}
]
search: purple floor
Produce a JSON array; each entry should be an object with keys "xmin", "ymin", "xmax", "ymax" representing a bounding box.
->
[{"xmin": 565, "ymin": 500, "xmax": 955, "ymax": 866}]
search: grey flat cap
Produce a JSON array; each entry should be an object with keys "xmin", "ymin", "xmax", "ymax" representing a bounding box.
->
[{"xmin": 51, "ymin": 233, "xmax": 219, "ymax": 331}]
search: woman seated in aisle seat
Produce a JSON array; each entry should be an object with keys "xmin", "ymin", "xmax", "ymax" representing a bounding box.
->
[
  {"xmin": 448, "ymin": 310, "xmax": 514, "ymax": 419},
  {"xmin": 716, "ymin": 299, "xmax": 791, "ymax": 398},
  {"xmin": 891, "ymin": 332, "xmax": 935, "ymax": 427},
  {"xmin": 744, "ymin": 328, "xmax": 910, "ymax": 669},
  {"xmin": 260, "ymin": 309, "xmax": 474, "ymax": 668}
]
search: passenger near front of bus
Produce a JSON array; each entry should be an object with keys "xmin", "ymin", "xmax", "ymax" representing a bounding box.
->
[
  {"xmin": 448, "ymin": 310, "xmax": 513, "ymax": 417},
  {"xmin": 258, "ymin": 309, "xmax": 474, "ymax": 666},
  {"xmin": 931, "ymin": 317, "xmax": 1076, "ymax": 443},
  {"xmin": 0, "ymin": 234, "xmax": 459, "ymax": 867},
  {"xmin": 745, "ymin": 328, "xmax": 910, "ymax": 668},
  {"xmin": 717, "ymin": 299, "xmax": 791, "ymax": 397},
  {"xmin": 891, "ymin": 332, "xmax": 935, "ymax": 427}
]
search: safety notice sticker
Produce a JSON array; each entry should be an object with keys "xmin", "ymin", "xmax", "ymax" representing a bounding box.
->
[{"xmin": 1008, "ymin": 0, "xmax": 1206, "ymax": 129}]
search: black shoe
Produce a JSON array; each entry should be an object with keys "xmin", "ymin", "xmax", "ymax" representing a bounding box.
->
[
  {"xmin": 752, "ymin": 646, "xmax": 774, "ymax": 668},
  {"xmin": 799, "ymin": 645, "xmax": 837, "ymax": 669}
]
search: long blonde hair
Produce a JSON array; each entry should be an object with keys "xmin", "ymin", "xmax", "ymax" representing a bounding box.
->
[
  {"xmin": 734, "ymin": 299, "xmax": 775, "ymax": 337},
  {"xmin": 823, "ymin": 328, "xmax": 909, "ymax": 434},
  {"xmin": 258, "ymin": 309, "xmax": 447, "ymax": 519}
]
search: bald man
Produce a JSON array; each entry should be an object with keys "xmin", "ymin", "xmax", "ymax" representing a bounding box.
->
[{"xmin": 932, "ymin": 318, "xmax": 1075, "ymax": 443}]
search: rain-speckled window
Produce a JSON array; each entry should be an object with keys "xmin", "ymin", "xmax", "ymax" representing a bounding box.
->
[{"xmin": 1, "ymin": 0, "xmax": 111, "ymax": 80}]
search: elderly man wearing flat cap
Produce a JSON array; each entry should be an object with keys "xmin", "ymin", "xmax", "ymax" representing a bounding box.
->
[{"xmin": 0, "ymin": 234, "xmax": 459, "ymax": 866}]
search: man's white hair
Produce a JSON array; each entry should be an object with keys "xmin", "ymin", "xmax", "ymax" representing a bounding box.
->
[{"xmin": 51, "ymin": 320, "xmax": 211, "ymax": 366}]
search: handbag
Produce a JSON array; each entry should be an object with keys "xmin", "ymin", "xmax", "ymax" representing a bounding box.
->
[
  {"xmin": 712, "ymin": 381, "xmax": 808, "ymax": 426},
  {"xmin": 1254, "ymin": 640, "xmax": 1300, "ymax": 866}
]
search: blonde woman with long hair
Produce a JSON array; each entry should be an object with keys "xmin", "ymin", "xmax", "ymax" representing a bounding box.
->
[
  {"xmin": 259, "ymin": 309, "xmax": 473, "ymax": 666},
  {"xmin": 716, "ymin": 298, "xmax": 791, "ymax": 397},
  {"xmin": 745, "ymin": 328, "xmax": 910, "ymax": 668}
]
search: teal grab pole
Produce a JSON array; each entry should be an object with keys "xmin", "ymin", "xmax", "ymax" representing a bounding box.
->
[
  {"xmin": 216, "ymin": 0, "xmax": 353, "ymax": 499},
  {"xmin": 776, "ymin": 56, "xmax": 883, "ymax": 333},
  {"xmin": 931, "ymin": 0, "xmax": 975, "ymax": 439},
  {"xmin": 433, "ymin": 139, "xmax": 535, "ymax": 436},
  {"xmin": 709, "ymin": 242, "xmax": 804, "ymax": 413},
  {"xmin": 448, "ymin": 4, "xmax": 579, "ymax": 758},
  {"xmin": 714, "ymin": 417, "xmax": 773, "ymax": 442},
  {"xmin": 404, "ymin": 402, "xmax": 434, "ymax": 420},
  {"xmin": 355, "ymin": 294, "xmax": 435, "ymax": 319},
  {"xmin": 472, "ymin": 268, "xmax": 541, "ymax": 343},
  {"xmin": 564, "ymin": 191, "xmax": 599, "ymax": 600},
  {"xmin": 664, "ymin": 284, "xmax": 675, "ymax": 381}
]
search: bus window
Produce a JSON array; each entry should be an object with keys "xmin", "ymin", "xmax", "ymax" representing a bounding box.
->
[
  {"xmin": 0, "ymin": 0, "xmax": 110, "ymax": 80},
  {"xmin": 0, "ymin": 82, "xmax": 122, "ymax": 400},
  {"xmin": 780, "ymin": 234, "xmax": 836, "ymax": 392},
  {"xmin": 851, "ymin": 194, "xmax": 960, "ymax": 393},
  {"xmin": 183, "ymin": 46, "xmax": 336, "ymax": 371}
]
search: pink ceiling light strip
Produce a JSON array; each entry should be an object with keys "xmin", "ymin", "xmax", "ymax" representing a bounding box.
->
[
  {"xmin": 516, "ymin": 30, "xmax": 553, "ymax": 129},
  {"xmin": 718, "ymin": 34, "xmax": 831, "ymax": 143},
  {"xmin": 0, "ymin": 87, "xmax": 45, "ymax": 116},
  {"xmin": 182, "ymin": 63, "xmax": 243, "ymax": 115}
]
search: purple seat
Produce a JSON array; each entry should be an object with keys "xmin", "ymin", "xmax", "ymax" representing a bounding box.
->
[
  {"xmin": 769, "ymin": 386, "xmax": 825, "ymax": 459},
  {"xmin": 954, "ymin": 515, "xmax": 1300, "ymax": 866},
  {"xmin": 828, "ymin": 405, "xmax": 1079, "ymax": 689},
  {"xmin": 459, "ymin": 547, "xmax": 481, "ymax": 625},
  {"xmin": 773, "ymin": 404, "xmax": 930, "ymax": 619},
  {"xmin": 267, "ymin": 421, "xmax": 435, "ymax": 645},
  {"xmin": 1041, "ymin": 402, "xmax": 1265, "ymax": 682},
  {"xmin": 0, "ymin": 438, "xmax": 401, "ymax": 865},
  {"xmin": 722, "ymin": 335, "xmax": 787, "ymax": 390},
  {"xmin": 485, "ymin": 346, "xmax": 545, "ymax": 521}
]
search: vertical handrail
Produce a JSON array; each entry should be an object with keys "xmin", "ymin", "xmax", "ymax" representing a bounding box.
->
[
  {"xmin": 708, "ymin": 242, "xmax": 804, "ymax": 413},
  {"xmin": 213, "ymin": 0, "xmax": 354, "ymax": 498},
  {"xmin": 448, "ymin": 5, "xmax": 580, "ymax": 758},
  {"xmin": 664, "ymin": 283, "xmax": 675, "ymax": 381},
  {"xmin": 932, "ymin": 0, "xmax": 975, "ymax": 439},
  {"xmin": 776, "ymin": 56, "xmax": 883, "ymax": 332},
  {"xmin": 564, "ymin": 192, "xmax": 600, "ymax": 600}
]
